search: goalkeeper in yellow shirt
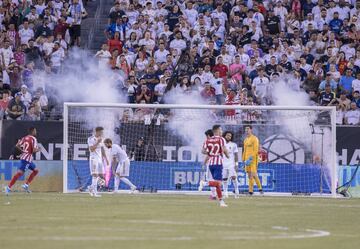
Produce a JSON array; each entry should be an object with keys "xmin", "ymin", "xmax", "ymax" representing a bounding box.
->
[{"xmin": 242, "ymin": 125, "xmax": 263, "ymax": 195}]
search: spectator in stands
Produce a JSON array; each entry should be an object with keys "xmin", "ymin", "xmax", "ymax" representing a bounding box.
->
[
  {"xmin": 319, "ymin": 84, "xmax": 336, "ymax": 106},
  {"xmin": 68, "ymin": 0, "xmax": 88, "ymax": 46},
  {"xmin": 345, "ymin": 102, "xmax": 360, "ymax": 125},
  {"xmin": 339, "ymin": 68, "xmax": 355, "ymax": 95},
  {"xmin": 6, "ymin": 92, "xmax": 26, "ymax": 120}
]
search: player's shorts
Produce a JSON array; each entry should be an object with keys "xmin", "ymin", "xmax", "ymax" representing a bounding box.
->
[
  {"xmin": 89, "ymin": 157, "xmax": 104, "ymax": 175},
  {"xmin": 115, "ymin": 159, "xmax": 130, "ymax": 177},
  {"xmin": 18, "ymin": 160, "xmax": 36, "ymax": 172},
  {"xmin": 245, "ymin": 163, "xmax": 258, "ymax": 173},
  {"xmin": 205, "ymin": 165, "xmax": 214, "ymax": 181},
  {"xmin": 209, "ymin": 165, "xmax": 223, "ymax": 181},
  {"xmin": 222, "ymin": 167, "xmax": 237, "ymax": 179}
]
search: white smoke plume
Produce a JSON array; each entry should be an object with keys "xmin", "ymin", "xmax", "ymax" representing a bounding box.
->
[
  {"xmin": 271, "ymin": 75, "xmax": 334, "ymax": 190},
  {"xmin": 164, "ymin": 89, "xmax": 212, "ymax": 162},
  {"xmin": 32, "ymin": 48, "xmax": 126, "ymax": 142}
]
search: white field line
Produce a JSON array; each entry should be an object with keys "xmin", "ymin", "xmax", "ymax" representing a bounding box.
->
[{"xmin": 0, "ymin": 220, "xmax": 331, "ymax": 241}]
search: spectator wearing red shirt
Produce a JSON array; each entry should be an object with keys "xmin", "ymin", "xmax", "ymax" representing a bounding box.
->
[
  {"xmin": 53, "ymin": 17, "xmax": 69, "ymax": 39},
  {"xmin": 108, "ymin": 31, "xmax": 123, "ymax": 54},
  {"xmin": 136, "ymin": 83, "xmax": 152, "ymax": 103},
  {"xmin": 212, "ymin": 56, "xmax": 228, "ymax": 78},
  {"xmin": 200, "ymin": 82, "xmax": 216, "ymax": 102},
  {"xmin": 0, "ymin": 91, "xmax": 10, "ymax": 118}
]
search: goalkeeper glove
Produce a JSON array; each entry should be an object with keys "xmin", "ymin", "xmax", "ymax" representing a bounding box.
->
[{"xmin": 244, "ymin": 156, "xmax": 253, "ymax": 166}]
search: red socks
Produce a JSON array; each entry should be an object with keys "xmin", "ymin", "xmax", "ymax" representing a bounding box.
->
[
  {"xmin": 209, "ymin": 181, "xmax": 222, "ymax": 199},
  {"xmin": 8, "ymin": 172, "xmax": 23, "ymax": 188},
  {"xmin": 26, "ymin": 169, "xmax": 39, "ymax": 185}
]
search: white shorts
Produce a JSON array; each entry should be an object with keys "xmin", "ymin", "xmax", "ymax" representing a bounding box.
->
[
  {"xmin": 89, "ymin": 157, "xmax": 104, "ymax": 175},
  {"xmin": 222, "ymin": 167, "xmax": 237, "ymax": 179},
  {"xmin": 115, "ymin": 159, "xmax": 130, "ymax": 177}
]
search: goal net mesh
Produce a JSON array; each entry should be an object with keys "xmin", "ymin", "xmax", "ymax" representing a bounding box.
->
[{"xmin": 64, "ymin": 104, "xmax": 336, "ymax": 196}]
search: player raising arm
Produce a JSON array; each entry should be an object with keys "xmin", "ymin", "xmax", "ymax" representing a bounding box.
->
[
  {"xmin": 202, "ymin": 125, "xmax": 229, "ymax": 207},
  {"xmin": 87, "ymin": 127, "xmax": 108, "ymax": 197},
  {"xmin": 103, "ymin": 138, "xmax": 137, "ymax": 193},
  {"xmin": 222, "ymin": 131, "xmax": 240, "ymax": 199},
  {"xmin": 242, "ymin": 125, "xmax": 263, "ymax": 195},
  {"xmin": 5, "ymin": 127, "xmax": 40, "ymax": 195}
]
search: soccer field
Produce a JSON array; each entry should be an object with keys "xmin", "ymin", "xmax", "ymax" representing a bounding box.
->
[{"xmin": 0, "ymin": 193, "xmax": 359, "ymax": 249}]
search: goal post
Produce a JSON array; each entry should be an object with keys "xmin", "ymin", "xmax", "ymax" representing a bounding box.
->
[{"xmin": 63, "ymin": 102, "xmax": 337, "ymax": 197}]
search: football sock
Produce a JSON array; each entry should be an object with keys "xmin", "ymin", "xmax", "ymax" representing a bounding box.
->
[
  {"xmin": 233, "ymin": 178, "xmax": 239, "ymax": 195},
  {"xmin": 114, "ymin": 176, "xmax": 120, "ymax": 191},
  {"xmin": 254, "ymin": 176, "xmax": 262, "ymax": 190},
  {"xmin": 8, "ymin": 172, "xmax": 23, "ymax": 188},
  {"xmin": 26, "ymin": 169, "xmax": 39, "ymax": 185},
  {"xmin": 120, "ymin": 177, "xmax": 136, "ymax": 189},
  {"xmin": 249, "ymin": 177, "xmax": 254, "ymax": 193},
  {"xmin": 91, "ymin": 176, "xmax": 98, "ymax": 192},
  {"xmin": 209, "ymin": 181, "xmax": 222, "ymax": 199},
  {"xmin": 223, "ymin": 180, "xmax": 228, "ymax": 195}
]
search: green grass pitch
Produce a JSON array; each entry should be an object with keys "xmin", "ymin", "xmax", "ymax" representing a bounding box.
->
[{"xmin": 0, "ymin": 193, "xmax": 359, "ymax": 249}]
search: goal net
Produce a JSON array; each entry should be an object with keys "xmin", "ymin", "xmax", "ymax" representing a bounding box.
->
[{"xmin": 63, "ymin": 103, "xmax": 337, "ymax": 197}]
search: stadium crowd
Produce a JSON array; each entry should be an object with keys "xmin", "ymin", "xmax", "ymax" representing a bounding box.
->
[
  {"xmin": 0, "ymin": 0, "xmax": 87, "ymax": 120},
  {"xmin": 0, "ymin": 0, "xmax": 360, "ymax": 125}
]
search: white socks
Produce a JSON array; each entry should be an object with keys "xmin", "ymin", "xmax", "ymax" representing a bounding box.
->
[
  {"xmin": 233, "ymin": 178, "xmax": 239, "ymax": 195},
  {"xmin": 114, "ymin": 176, "xmax": 120, "ymax": 191},
  {"xmin": 91, "ymin": 176, "xmax": 98, "ymax": 193},
  {"xmin": 119, "ymin": 177, "xmax": 136, "ymax": 189},
  {"xmin": 223, "ymin": 181, "xmax": 228, "ymax": 195}
]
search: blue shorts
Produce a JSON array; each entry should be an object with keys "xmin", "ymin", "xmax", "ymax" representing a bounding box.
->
[
  {"xmin": 209, "ymin": 165, "xmax": 223, "ymax": 181},
  {"xmin": 18, "ymin": 160, "xmax": 36, "ymax": 172}
]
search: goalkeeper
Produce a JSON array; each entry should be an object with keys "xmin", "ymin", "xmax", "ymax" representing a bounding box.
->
[{"xmin": 242, "ymin": 125, "xmax": 263, "ymax": 195}]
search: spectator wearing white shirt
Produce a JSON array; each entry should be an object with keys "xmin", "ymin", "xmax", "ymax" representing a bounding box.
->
[
  {"xmin": 274, "ymin": 1, "xmax": 288, "ymax": 30},
  {"xmin": 352, "ymin": 73, "xmax": 360, "ymax": 92},
  {"xmin": 301, "ymin": 13, "xmax": 318, "ymax": 32},
  {"xmin": 0, "ymin": 40, "xmax": 14, "ymax": 67},
  {"xmin": 211, "ymin": 4, "xmax": 227, "ymax": 27},
  {"xmin": 169, "ymin": 31, "xmax": 187, "ymax": 54},
  {"xmin": 50, "ymin": 42, "xmax": 65, "ymax": 73},
  {"xmin": 19, "ymin": 20, "xmax": 34, "ymax": 45},
  {"xmin": 154, "ymin": 42, "xmax": 169, "ymax": 64},
  {"xmin": 138, "ymin": 31, "xmax": 156, "ymax": 55},
  {"xmin": 252, "ymin": 67, "xmax": 270, "ymax": 102},
  {"xmin": 95, "ymin": 44, "xmax": 112, "ymax": 68},
  {"xmin": 210, "ymin": 71, "xmax": 225, "ymax": 104},
  {"xmin": 20, "ymin": 85, "xmax": 32, "ymax": 109},
  {"xmin": 345, "ymin": 102, "xmax": 360, "ymax": 125},
  {"xmin": 183, "ymin": 1, "xmax": 198, "ymax": 26},
  {"xmin": 154, "ymin": 75, "xmax": 167, "ymax": 103}
]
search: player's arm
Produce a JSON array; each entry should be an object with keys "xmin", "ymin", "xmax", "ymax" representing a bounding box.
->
[
  {"xmin": 234, "ymin": 151, "xmax": 239, "ymax": 171},
  {"xmin": 89, "ymin": 137, "xmax": 102, "ymax": 152},
  {"xmin": 202, "ymin": 155, "xmax": 209, "ymax": 170},
  {"xmin": 254, "ymin": 136, "xmax": 260, "ymax": 163},
  {"xmin": 222, "ymin": 145, "xmax": 230, "ymax": 159}
]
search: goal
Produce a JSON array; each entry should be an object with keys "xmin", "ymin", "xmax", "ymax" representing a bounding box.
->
[{"xmin": 63, "ymin": 103, "xmax": 337, "ymax": 197}]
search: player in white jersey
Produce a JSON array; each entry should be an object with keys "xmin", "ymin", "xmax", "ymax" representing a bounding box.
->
[
  {"xmin": 87, "ymin": 127, "xmax": 108, "ymax": 197},
  {"xmin": 104, "ymin": 138, "xmax": 137, "ymax": 193},
  {"xmin": 222, "ymin": 131, "xmax": 239, "ymax": 199}
]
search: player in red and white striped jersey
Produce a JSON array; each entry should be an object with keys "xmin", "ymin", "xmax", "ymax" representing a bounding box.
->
[
  {"xmin": 200, "ymin": 125, "xmax": 229, "ymax": 207},
  {"xmin": 5, "ymin": 127, "xmax": 40, "ymax": 195}
]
